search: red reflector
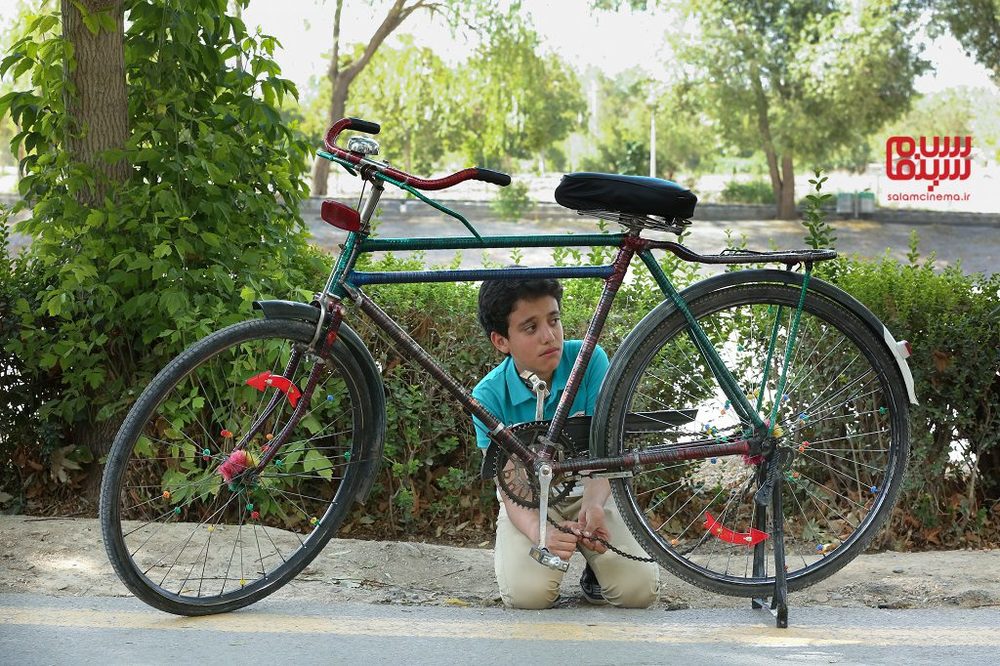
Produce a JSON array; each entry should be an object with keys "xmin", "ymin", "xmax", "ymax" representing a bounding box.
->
[
  {"xmin": 903, "ymin": 340, "xmax": 912, "ymax": 357},
  {"xmin": 321, "ymin": 200, "xmax": 361, "ymax": 232}
]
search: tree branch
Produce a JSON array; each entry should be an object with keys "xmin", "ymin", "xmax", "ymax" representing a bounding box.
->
[{"xmin": 342, "ymin": 0, "xmax": 413, "ymax": 82}]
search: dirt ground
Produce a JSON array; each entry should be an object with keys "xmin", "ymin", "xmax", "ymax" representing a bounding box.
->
[{"xmin": 1, "ymin": 515, "xmax": 998, "ymax": 611}]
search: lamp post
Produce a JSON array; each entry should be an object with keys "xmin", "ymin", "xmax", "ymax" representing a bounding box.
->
[{"xmin": 647, "ymin": 87, "xmax": 657, "ymax": 178}]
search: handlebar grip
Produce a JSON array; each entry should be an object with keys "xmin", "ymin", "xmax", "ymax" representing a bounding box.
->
[
  {"xmin": 347, "ymin": 118, "xmax": 381, "ymax": 135},
  {"xmin": 475, "ymin": 168, "xmax": 511, "ymax": 187}
]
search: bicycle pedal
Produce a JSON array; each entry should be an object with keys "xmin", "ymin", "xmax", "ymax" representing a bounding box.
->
[{"xmin": 529, "ymin": 545, "xmax": 570, "ymax": 572}]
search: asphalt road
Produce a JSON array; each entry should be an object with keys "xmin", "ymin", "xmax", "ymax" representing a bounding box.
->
[
  {"xmin": 307, "ymin": 199, "xmax": 999, "ymax": 276},
  {"xmin": 2, "ymin": 594, "xmax": 998, "ymax": 665},
  {"xmin": 5, "ymin": 194, "xmax": 996, "ymax": 275}
]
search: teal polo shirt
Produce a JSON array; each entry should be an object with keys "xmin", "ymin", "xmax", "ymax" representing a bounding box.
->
[{"xmin": 471, "ymin": 340, "xmax": 609, "ymax": 449}]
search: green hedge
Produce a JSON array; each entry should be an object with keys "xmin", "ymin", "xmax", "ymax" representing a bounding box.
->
[
  {"xmin": 834, "ymin": 256, "xmax": 1000, "ymax": 548},
  {"xmin": 324, "ymin": 246, "xmax": 1000, "ymax": 547},
  {"xmin": 343, "ymin": 246, "xmax": 1000, "ymax": 546},
  {"xmin": 4, "ymin": 221, "xmax": 999, "ymax": 547}
]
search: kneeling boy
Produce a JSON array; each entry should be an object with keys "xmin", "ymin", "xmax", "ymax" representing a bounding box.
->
[{"xmin": 472, "ymin": 276, "xmax": 659, "ymax": 609}]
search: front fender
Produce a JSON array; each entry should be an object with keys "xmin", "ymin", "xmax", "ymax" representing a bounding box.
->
[{"xmin": 253, "ymin": 299, "xmax": 386, "ymax": 505}]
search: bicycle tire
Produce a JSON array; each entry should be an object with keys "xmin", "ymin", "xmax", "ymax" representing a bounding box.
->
[
  {"xmin": 600, "ymin": 279, "xmax": 910, "ymax": 597},
  {"xmin": 100, "ymin": 318, "xmax": 379, "ymax": 615}
]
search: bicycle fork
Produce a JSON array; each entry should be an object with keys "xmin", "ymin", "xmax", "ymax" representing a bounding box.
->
[{"xmin": 221, "ymin": 305, "xmax": 346, "ymax": 485}]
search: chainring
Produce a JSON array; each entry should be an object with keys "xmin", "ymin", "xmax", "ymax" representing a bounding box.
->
[{"xmin": 491, "ymin": 421, "xmax": 577, "ymax": 510}]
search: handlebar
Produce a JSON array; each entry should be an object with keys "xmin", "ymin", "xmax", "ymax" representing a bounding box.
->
[{"xmin": 323, "ymin": 117, "xmax": 511, "ymax": 190}]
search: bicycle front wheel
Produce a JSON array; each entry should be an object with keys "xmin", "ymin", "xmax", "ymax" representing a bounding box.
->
[
  {"xmin": 100, "ymin": 318, "xmax": 378, "ymax": 615},
  {"xmin": 601, "ymin": 279, "xmax": 910, "ymax": 597}
]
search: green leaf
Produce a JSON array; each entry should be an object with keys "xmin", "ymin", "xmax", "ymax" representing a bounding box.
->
[
  {"xmin": 82, "ymin": 13, "xmax": 100, "ymax": 35},
  {"xmin": 303, "ymin": 449, "xmax": 332, "ymax": 481},
  {"xmin": 98, "ymin": 10, "xmax": 116, "ymax": 33}
]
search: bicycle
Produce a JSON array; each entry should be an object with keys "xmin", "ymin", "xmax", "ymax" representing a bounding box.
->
[{"xmin": 100, "ymin": 117, "xmax": 915, "ymax": 627}]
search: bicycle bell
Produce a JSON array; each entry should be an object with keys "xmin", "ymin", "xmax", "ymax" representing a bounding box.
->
[{"xmin": 347, "ymin": 136, "xmax": 380, "ymax": 156}]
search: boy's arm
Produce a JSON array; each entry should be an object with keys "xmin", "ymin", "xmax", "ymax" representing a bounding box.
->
[{"xmin": 578, "ymin": 479, "xmax": 611, "ymax": 553}]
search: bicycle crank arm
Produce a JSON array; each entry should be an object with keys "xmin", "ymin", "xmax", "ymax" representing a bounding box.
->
[{"xmin": 530, "ymin": 462, "xmax": 570, "ymax": 571}]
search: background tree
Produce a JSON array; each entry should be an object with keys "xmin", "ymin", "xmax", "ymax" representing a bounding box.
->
[
  {"xmin": 933, "ymin": 0, "xmax": 1000, "ymax": 85},
  {"xmin": 579, "ymin": 69, "xmax": 717, "ymax": 180},
  {"xmin": 301, "ymin": 36, "xmax": 458, "ymax": 175},
  {"xmin": 680, "ymin": 0, "xmax": 929, "ymax": 218},
  {"xmin": 310, "ymin": 0, "xmax": 487, "ymax": 195},
  {"xmin": 452, "ymin": 11, "xmax": 585, "ymax": 171}
]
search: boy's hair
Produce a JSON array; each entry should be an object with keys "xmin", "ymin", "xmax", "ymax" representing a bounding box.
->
[{"xmin": 477, "ymin": 276, "xmax": 564, "ymax": 338}]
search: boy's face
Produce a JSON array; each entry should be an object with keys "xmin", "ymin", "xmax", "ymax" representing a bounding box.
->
[{"xmin": 489, "ymin": 295, "xmax": 563, "ymax": 384}]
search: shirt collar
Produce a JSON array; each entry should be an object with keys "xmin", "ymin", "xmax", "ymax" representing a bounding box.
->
[
  {"xmin": 504, "ymin": 356, "xmax": 535, "ymax": 406},
  {"xmin": 503, "ymin": 349, "xmax": 569, "ymax": 407}
]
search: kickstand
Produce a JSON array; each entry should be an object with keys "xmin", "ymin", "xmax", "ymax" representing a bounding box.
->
[{"xmin": 751, "ymin": 455, "xmax": 789, "ymax": 628}]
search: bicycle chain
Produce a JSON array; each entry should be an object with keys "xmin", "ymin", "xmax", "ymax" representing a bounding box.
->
[
  {"xmin": 492, "ymin": 423, "xmax": 654, "ymax": 562},
  {"xmin": 545, "ymin": 515, "xmax": 655, "ymax": 563}
]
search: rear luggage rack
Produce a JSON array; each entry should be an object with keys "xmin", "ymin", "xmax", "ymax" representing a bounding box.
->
[{"xmin": 646, "ymin": 242, "xmax": 837, "ymax": 267}]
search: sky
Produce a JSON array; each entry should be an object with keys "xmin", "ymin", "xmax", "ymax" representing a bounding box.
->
[
  {"xmin": 237, "ymin": 1, "xmax": 997, "ymax": 97},
  {"xmin": 0, "ymin": 0, "xmax": 995, "ymax": 95}
]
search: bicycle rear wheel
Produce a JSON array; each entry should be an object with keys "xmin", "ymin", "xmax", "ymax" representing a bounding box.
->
[
  {"xmin": 100, "ymin": 318, "xmax": 378, "ymax": 615},
  {"xmin": 601, "ymin": 279, "xmax": 910, "ymax": 597}
]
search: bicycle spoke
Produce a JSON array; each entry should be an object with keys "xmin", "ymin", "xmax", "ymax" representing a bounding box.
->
[
  {"xmin": 105, "ymin": 320, "xmax": 371, "ymax": 612},
  {"xmin": 609, "ymin": 283, "xmax": 907, "ymax": 595}
]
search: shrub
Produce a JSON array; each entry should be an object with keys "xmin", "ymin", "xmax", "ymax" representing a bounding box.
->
[
  {"xmin": 799, "ymin": 173, "xmax": 1000, "ymax": 549},
  {"xmin": 720, "ymin": 179, "xmax": 776, "ymax": 204},
  {"xmin": 333, "ymin": 245, "xmax": 694, "ymax": 539},
  {"xmin": 836, "ymin": 254, "xmax": 1000, "ymax": 549},
  {"xmin": 0, "ymin": 0, "xmax": 320, "ymax": 508},
  {"xmin": 489, "ymin": 180, "xmax": 534, "ymax": 221}
]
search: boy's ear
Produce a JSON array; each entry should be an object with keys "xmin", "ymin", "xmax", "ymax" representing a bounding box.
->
[{"xmin": 489, "ymin": 331, "xmax": 511, "ymax": 355}]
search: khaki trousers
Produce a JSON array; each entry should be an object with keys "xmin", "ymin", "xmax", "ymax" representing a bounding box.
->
[{"xmin": 494, "ymin": 495, "xmax": 660, "ymax": 609}]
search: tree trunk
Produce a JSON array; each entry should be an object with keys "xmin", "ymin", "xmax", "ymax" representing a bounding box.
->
[
  {"xmin": 750, "ymin": 64, "xmax": 792, "ymax": 220},
  {"xmin": 61, "ymin": 0, "xmax": 130, "ymax": 499},
  {"xmin": 778, "ymin": 153, "xmax": 796, "ymax": 219},
  {"xmin": 763, "ymin": 144, "xmax": 782, "ymax": 211},
  {"xmin": 311, "ymin": 79, "xmax": 349, "ymax": 196},
  {"xmin": 61, "ymin": 0, "xmax": 129, "ymax": 205}
]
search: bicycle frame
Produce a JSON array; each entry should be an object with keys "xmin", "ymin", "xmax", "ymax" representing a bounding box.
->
[{"xmin": 310, "ymin": 158, "xmax": 821, "ymax": 480}]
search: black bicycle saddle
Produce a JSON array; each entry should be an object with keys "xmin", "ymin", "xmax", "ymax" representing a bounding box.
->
[{"xmin": 554, "ymin": 172, "xmax": 698, "ymax": 220}]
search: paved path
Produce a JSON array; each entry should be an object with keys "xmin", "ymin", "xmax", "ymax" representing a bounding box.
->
[
  {"xmin": 6, "ymin": 193, "xmax": 995, "ymax": 275},
  {"xmin": 307, "ymin": 199, "xmax": 998, "ymax": 276},
  {"xmin": 3, "ymin": 594, "xmax": 998, "ymax": 665}
]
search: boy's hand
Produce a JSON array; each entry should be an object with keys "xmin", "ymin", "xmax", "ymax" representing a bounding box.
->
[
  {"xmin": 576, "ymin": 503, "xmax": 610, "ymax": 554},
  {"xmin": 546, "ymin": 520, "xmax": 580, "ymax": 561}
]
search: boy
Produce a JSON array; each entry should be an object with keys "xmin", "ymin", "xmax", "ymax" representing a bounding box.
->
[{"xmin": 472, "ymin": 276, "xmax": 659, "ymax": 609}]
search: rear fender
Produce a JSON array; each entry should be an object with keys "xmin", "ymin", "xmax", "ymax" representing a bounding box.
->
[{"xmin": 589, "ymin": 269, "xmax": 917, "ymax": 458}]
